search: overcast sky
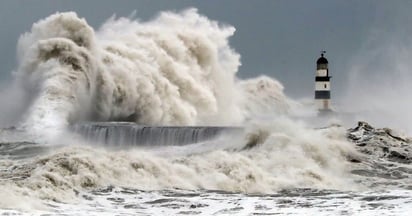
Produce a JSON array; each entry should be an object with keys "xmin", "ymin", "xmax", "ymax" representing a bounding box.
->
[{"xmin": 0, "ymin": 0, "xmax": 411, "ymax": 98}]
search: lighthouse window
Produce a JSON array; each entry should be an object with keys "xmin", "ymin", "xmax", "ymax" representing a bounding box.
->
[{"xmin": 324, "ymin": 84, "xmax": 327, "ymax": 88}]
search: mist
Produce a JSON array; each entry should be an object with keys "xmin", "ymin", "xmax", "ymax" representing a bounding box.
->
[{"xmin": 337, "ymin": 9, "xmax": 412, "ymax": 135}]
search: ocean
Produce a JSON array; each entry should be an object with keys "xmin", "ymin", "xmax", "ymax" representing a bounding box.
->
[
  {"xmin": 1, "ymin": 9, "xmax": 411, "ymax": 215},
  {"xmin": 1, "ymin": 121, "xmax": 412, "ymax": 215}
]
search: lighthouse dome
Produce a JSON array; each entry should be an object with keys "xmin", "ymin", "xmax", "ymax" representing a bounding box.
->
[{"xmin": 316, "ymin": 54, "xmax": 328, "ymax": 64}]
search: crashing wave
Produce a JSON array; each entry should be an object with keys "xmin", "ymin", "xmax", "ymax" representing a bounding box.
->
[
  {"xmin": 15, "ymin": 10, "xmax": 239, "ymax": 131},
  {"xmin": 238, "ymin": 76, "xmax": 298, "ymax": 118},
  {"xmin": 12, "ymin": 9, "xmax": 300, "ymax": 133}
]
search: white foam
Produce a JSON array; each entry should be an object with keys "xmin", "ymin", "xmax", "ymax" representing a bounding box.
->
[
  {"xmin": 8, "ymin": 9, "xmax": 305, "ymax": 135},
  {"xmin": 0, "ymin": 117, "xmax": 358, "ymax": 210}
]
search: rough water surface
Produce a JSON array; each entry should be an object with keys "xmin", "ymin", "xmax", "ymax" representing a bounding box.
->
[
  {"xmin": 1, "ymin": 122, "xmax": 412, "ymax": 215},
  {"xmin": 0, "ymin": 9, "xmax": 411, "ymax": 216}
]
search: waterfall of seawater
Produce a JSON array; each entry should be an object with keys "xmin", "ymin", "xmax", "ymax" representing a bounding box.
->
[{"xmin": 71, "ymin": 122, "xmax": 242, "ymax": 146}]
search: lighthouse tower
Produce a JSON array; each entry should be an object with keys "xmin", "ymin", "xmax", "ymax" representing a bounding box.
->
[{"xmin": 315, "ymin": 51, "xmax": 331, "ymax": 112}]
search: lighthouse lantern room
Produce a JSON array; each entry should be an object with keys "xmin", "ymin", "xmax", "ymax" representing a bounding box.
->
[{"xmin": 315, "ymin": 51, "xmax": 331, "ymax": 112}]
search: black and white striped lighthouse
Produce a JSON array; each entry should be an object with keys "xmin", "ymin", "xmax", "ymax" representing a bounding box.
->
[{"xmin": 315, "ymin": 51, "xmax": 331, "ymax": 112}]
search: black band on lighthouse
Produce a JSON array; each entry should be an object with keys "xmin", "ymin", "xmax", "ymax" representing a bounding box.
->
[
  {"xmin": 315, "ymin": 91, "xmax": 330, "ymax": 99},
  {"xmin": 315, "ymin": 76, "xmax": 330, "ymax": 82}
]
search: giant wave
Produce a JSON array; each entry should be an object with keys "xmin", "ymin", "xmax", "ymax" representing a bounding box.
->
[{"xmin": 13, "ymin": 9, "xmax": 294, "ymax": 132}]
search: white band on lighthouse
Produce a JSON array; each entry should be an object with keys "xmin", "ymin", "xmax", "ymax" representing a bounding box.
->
[
  {"xmin": 316, "ymin": 69, "xmax": 328, "ymax": 77},
  {"xmin": 315, "ymin": 81, "xmax": 330, "ymax": 91}
]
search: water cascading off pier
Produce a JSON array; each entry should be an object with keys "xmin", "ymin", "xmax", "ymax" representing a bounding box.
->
[{"xmin": 71, "ymin": 122, "xmax": 242, "ymax": 146}]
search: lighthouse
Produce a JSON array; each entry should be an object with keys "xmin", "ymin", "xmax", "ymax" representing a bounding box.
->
[{"xmin": 315, "ymin": 51, "xmax": 331, "ymax": 112}]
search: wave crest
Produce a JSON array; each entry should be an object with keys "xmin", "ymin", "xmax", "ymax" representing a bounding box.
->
[{"xmin": 16, "ymin": 10, "xmax": 247, "ymax": 130}]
